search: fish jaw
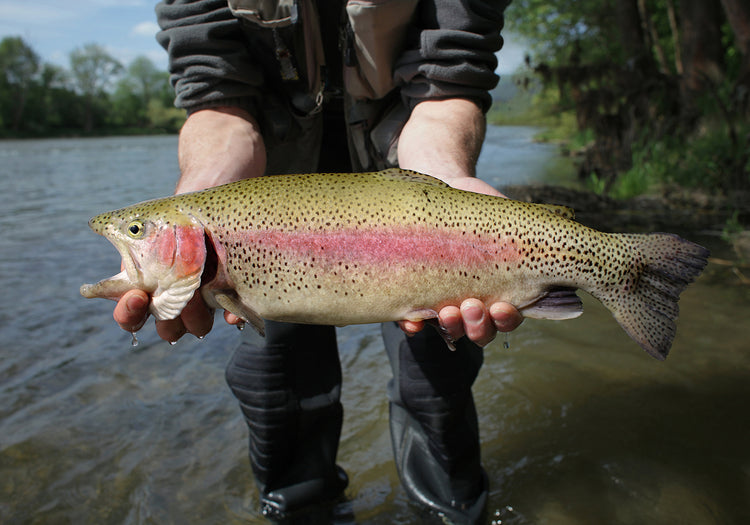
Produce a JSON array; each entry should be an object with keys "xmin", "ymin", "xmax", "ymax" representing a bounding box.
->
[
  {"xmin": 80, "ymin": 207, "xmax": 208, "ymax": 321},
  {"xmin": 80, "ymin": 214, "xmax": 159, "ymax": 303},
  {"xmin": 80, "ymin": 269, "xmax": 141, "ymax": 301}
]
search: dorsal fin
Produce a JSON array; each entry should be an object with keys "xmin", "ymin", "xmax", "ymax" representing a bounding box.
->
[
  {"xmin": 537, "ymin": 203, "xmax": 576, "ymax": 220},
  {"xmin": 374, "ymin": 168, "xmax": 451, "ymax": 187}
]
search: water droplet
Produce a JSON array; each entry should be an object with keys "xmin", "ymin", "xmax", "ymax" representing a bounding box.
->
[
  {"xmin": 236, "ymin": 321, "xmax": 246, "ymax": 332},
  {"xmin": 130, "ymin": 332, "xmax": 139, "ymax": 347},
  {"xmin": 503, "ymin": 333, "xmax": 510, "ymax": 349},
  {"xmin": 169, "ymin": 340, "xmax": 177, "ymax": 346}
]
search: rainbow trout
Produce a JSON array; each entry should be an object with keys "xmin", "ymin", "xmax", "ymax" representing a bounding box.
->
[{"xmin": 80, "ymin": 169, "xmax": 709, "ymax": 359}]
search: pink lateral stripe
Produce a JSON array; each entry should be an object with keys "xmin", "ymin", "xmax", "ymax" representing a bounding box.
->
[{"xmin": 234, "ymin": 227, "xmax": 520, "ymax": 268}]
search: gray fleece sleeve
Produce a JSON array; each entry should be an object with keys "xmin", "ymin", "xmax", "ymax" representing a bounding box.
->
[
  {"xmin": 394, "ymin": 0, "xmax": 509, "ymax": 112},
  {"xmin": 156, "ymin": 0, "xmax": 263, "ymax": 114}
]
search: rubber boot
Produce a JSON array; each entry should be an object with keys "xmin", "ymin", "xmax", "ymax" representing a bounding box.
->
[
  {"xmin": 226, "ymin": 321, "xmax": 349, "ymax": 521},
  {"xmin": 382, "ymin": 322, "xmax": 488, "ymax": 524}
]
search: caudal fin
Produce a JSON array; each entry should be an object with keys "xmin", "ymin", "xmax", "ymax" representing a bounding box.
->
[{"xmin": 600, "ymin": 233, "xmax": 709, "ymax": 360}]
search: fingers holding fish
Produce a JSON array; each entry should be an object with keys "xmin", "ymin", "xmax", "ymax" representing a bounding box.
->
[
  {"xmin": 113, "ymin": 290, "xmax": 150, "ymax": 333},
  {"xmin": 155, "ymin": 316, "xmax": 188, "ymax": 343},
  {"xmin": 154, "ymin": 293, "xmax": 214, "ymax": 342},
  {"xmin": 398, "ymin": 299, "xmax": 523, "ymax": 348},
  {"xmin": 114, "ymin": 289, "xmax": 214, "ymax": 343},
  {"xmin": 489, "ymin": 302, "xmax": 524, "ymax": 333},
  {"xmin": 445, "ymin": 299, "xmax": 522, "ymax": 347}
]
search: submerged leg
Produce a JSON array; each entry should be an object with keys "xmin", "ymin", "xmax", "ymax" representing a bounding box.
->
[
  {"xmin": 382, "ymin": 322, "xmax": 488, "ymax": 524},
  {"xmin": 225, "ymin": 321, "xmax": 348, "ymax": 520}
]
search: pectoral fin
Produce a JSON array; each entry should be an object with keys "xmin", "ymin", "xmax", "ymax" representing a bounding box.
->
[
  {"xmin": 150, "ymin": 272, "xmax": 202, "ymax": 320},
  {"xmin": 212, "ymin": 291, "xmax": 266, "ymax": 337}
]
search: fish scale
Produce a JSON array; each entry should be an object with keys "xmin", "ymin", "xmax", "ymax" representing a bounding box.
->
[{"xmin": 81, "ymin": 168, "xmax": 709, "ymax": 360}]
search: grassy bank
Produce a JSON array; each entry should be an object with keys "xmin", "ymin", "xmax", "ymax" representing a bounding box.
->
[
  {"xmin": 489, "ymin": 84, "xmax": 750, "ymax": 202},
  {"xmin": 489, "ymin": 82, "xmax": 750, "ymax": 268}
]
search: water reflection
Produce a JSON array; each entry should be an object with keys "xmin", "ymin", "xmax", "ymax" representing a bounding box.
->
[{"xmin": 477, "ymin": 125, "xmax": 576, "ymax": 188}]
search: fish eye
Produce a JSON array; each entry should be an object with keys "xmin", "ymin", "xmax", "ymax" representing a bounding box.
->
[{"xmin": 127, "ymin": 220, "xmax": 145, "ymax": 238}]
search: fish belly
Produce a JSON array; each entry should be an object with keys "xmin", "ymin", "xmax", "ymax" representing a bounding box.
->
[{"xmin": 216, "ymin": 225, "xmax": 540, "ymax": 326}]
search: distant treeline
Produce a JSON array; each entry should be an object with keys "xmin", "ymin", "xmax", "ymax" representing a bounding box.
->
[
  {"xmin": 0, "ymin": 37, "xmax": 184, "ymax": 138},
  {"xmin": 498, "ymin": 0, "xmax": 750, "ymax": 197}
]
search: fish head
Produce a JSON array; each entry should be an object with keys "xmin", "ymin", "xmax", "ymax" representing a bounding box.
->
[{"xmin": 80, "ymin": 199, "xmax": 207, "ymax": 321}]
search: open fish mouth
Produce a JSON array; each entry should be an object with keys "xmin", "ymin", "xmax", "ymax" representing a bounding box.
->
[{"xmin": 80, "ymin": 218, "xmax": 145, "ymax": 299}]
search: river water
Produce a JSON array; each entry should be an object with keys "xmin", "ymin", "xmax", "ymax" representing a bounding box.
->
[{"xmin": 0, "ymin": 130, "xmax": 748, "ymax": 524}]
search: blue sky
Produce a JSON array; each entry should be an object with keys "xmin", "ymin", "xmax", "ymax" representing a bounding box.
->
[
  {"xmin": 0, "ymin": 0, "xmax": 526, "ymax": 74},
  {"xmin": 0, "ymin": 0, "xmax": 166, "ymax": 69}
]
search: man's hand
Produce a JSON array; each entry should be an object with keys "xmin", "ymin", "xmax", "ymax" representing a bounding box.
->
[
  {"xmin": 399, "ymin": 299, "xmax": 521, "ymax": 348},
  {"xmin": 113, "ymin": 289, "xmax": 213, "ymax": 342}
]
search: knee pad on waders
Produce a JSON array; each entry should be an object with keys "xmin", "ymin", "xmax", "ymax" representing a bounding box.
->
[
  {"xmin": 225, "ymin": 321, "xmax": 349, "ymax": 518},
  {"xmin": 382, "ymin": 321, "xmax": 488, "ymax": 524}
]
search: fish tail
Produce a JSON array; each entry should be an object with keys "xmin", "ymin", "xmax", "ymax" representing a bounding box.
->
[{"xmin": 597, "ymin": 233, "xmax": 709, "ymax": 360}]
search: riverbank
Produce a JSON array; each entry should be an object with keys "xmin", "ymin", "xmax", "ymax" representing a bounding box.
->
[
  {"xmin": 489, "ymin": 92, "xmax": 749, "ymax": 270},
  {"xmin": 0, "ymin": 126, "xmax": 178, "ymax": 141},
  {"xmin": 501, "ymin": 183, "xmax": 744, "ymax": 234}
]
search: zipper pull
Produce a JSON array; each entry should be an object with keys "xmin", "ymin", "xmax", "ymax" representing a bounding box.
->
[{"xmin": 273, "ymin": 28, "xmax": 299, "ymax": 81}]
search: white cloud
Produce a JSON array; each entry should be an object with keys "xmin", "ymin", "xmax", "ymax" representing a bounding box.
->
[
  {"xmin": 0, "ymin": 3, "xmax": 76, "ymax": 34},
  {"xmin": 131, "ymin": 20, "xmax": 159, "ymax": 37}
]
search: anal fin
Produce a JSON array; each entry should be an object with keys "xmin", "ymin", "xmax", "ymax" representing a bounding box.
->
[{"xmin": 521, "ymin": 287, "xmax": 583, "ymax": 320}]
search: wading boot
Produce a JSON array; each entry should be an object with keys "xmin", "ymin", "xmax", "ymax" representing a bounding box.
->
[
  {"xmin": 226, "ymin": 322, "xmax": 349, "ymax": 521},
  {"xmin": 382, "ymin": 322, "xmax": 488, "ymax": 524}
]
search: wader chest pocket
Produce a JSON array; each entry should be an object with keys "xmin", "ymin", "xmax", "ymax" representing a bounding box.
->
[
  {"xmin": 227, "ymin": 0, "xmax": 297, "ymax": 27},
  {"xmin": 229, "ymin": 0, "xmax": 324, "ymax": 115},
  {"xmin": 343, "ymin": 0, "xmax": 418, "ymax": 100}
]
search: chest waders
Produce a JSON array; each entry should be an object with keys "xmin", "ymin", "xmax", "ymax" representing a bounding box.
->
[{"xmin": 224, "ymin": 1, "xmax": 488, "ymax": 522}]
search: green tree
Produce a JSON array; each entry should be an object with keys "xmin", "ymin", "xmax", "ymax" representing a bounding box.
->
[
  {"xmin": 112, "ymin": 55, "xmax": 173, "ymax": 129},
  {"xmin": 35, "ymin": 64, "xmax": 81, "ymax": 132},
  {"xmin": 69, "ymin": 43, "xmax": 123, "ymax": 132},
  {"xmin": 0, "ymin": 36, "xmax": 40, "ymax": 132},
  {"xmin": 507, "ymin": 0, "xmax": 750, "ymax": 193},
  {"xmin": 128, "ymin": 56, "xmax": 163, "ymax": 107}
]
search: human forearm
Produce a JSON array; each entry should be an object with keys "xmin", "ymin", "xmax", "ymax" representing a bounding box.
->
[
  {"xmin": 398, "ymin": 98, "xmax": 504, "ymax": 197},
  {"xmin": 398, "ymin": 98, "xmax": 483, "ymax": 177},
  {"xmin": 175, "ymin": 107, "xmax": 266, "ymax": 194}
]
